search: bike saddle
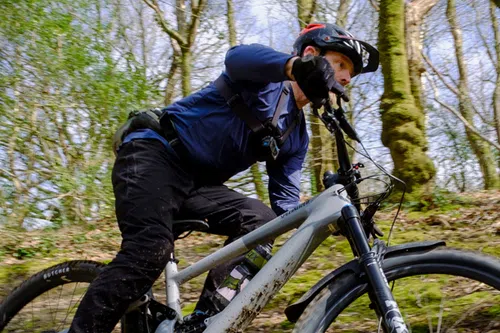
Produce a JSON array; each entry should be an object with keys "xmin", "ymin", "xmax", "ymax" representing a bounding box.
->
[{"xmin": 172, "ymin": 219, "xmax": 210, "ymax": 240}]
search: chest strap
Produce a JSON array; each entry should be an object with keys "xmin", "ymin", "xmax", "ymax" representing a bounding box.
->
[{"xmin": 214, "ymin": 76, "xmax": 300, "ymax": 145}]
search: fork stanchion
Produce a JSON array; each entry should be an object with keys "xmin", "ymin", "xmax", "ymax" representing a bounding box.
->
[{"xmin": 341, "ymin": 205, "xmax": 409, "ymax": 333}]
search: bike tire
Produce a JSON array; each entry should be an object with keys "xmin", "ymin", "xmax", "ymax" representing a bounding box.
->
[
  {"xmin": 292, "ymin": 248, "xmax": 500, "ymax": 333},
  {"xmin": 0, "ymin": 260, "xmax": 105, "ymax": 331}
]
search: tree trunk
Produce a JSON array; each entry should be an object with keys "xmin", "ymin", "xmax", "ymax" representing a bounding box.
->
[
  {"xmin": 490, "ymin": 1, "xmax": 500, "ymax": 159},
  {"xmin": 296, "ymin": 0, "xmax": 324, "ymax": 192},
  {"xmin": 309, "ymin": 116, "xmax": 333, "ymax": 193},
  {"xmin": 250, "ymin": 164, "xmax": 268, "ymax": 202},
  {"xmin": 164, "ymin": 40, "xmax": 181, "ymax": 105},
  {"xmin": 143, "ymin": 0, "xmax": 206, "ymax": 98},
  {"xmin": 225, "ymin": 0, "xmax": 266, "ymax": 200},
  {"xmin": 405, "ymin": 0, "xmax": 438, "ymax": 113},
  {"xmin": 378, "ymin": 0, "xmax": 436, "ymax": 194},
  {"xmin": 164, "ymin": 61, "xmax": 179, "ymax": 105},
  {"xmin": 447, "ymin": 0, "xmax": 499, "ymax": 189},
  {"xmin": 227, "ymin": 0, "xmax": 237, "ymax": 47},
  {"xmin": 331, "ymin": 0, "xmax": 351, "ymax": 167},
  {"xmin": 296, "ymin": 0, "xmax": 317, "ymax": 28},
  {"xmin": 180, "ymin": 48, "xmax": 191, "ymax": 96},
  {"xmin": 336, "ymin": 0, "xmax": 351, "ymax": 27}
]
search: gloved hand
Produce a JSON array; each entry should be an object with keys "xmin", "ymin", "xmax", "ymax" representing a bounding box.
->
[
  {"xmin": 291, "ymin": 55, "xmax": 348, "ymax": 108},
  {"xmin": 126, "ymin": 108, "xmax": 163, "ymax": 135},
  {"xmin": 112, "ymin": 108, "xmax": 165, "ymax": 155}
]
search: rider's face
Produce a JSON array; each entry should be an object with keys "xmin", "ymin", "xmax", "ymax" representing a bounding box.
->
[
  {"xmin": 293, "ymin": 46, "xmax": 355, "ymax": 108},
  {"xmin": 323, "ymin": 51, "xmax": 354, "ymax": 87},
  {"xmin": 302, "ymin": 47, "xmax": 354, "ymax": 87}
]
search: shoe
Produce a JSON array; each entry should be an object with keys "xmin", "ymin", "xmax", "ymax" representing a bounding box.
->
[{"xmin": 176, "ymin": 309, "xmax": 211, "ymax": 333}]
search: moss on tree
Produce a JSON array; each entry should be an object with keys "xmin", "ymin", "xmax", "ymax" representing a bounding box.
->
[{"xmin": 378, "ymin": 0, "xmax": 436, "ymax": 194}]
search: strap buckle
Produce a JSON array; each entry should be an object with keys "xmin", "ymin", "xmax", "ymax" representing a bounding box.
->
[{"xmin": 227, "ymin": 94, "xmax": 242, "ymax": 107}]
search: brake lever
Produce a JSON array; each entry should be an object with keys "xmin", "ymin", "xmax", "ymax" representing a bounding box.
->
[{"xmin": 333, "ymin": 96, "xmax": 360, "ymax": 143}]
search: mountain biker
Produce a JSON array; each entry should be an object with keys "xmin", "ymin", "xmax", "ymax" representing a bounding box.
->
[{"xmin": 68, "ymin": 22, "xmax": 379, "ymax": 333}]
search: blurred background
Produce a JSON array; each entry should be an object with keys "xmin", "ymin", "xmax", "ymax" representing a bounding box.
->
[
  {"xmin": 0, "ymin": 0, "xmax": 499, "ymax": 331},
  {"xmin": 1, "ymin": 0, "xmax": 500, "ymax": 229}
]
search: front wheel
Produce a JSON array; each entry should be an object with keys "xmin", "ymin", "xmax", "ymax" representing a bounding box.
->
[{"xmin": 292, "ymin": 248, "xmax": 500, "ymax": 333}]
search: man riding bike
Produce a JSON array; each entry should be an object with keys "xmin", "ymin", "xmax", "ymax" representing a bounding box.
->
[{"xmin": 68, "ymin": 22, "xmax": 379, "ymax": 333}]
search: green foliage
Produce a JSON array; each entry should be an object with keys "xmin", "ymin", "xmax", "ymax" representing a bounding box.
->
[
  {"xmin": 3, "ymin": 236, "xmax": 55, "ymax": 260},
  {"xmin": 403, "ymin": 188, "xmax": 471, "ymax": 212},
  {"xmin": 0, "ymin": 0, "xmax": 158, "ymax": 228}
]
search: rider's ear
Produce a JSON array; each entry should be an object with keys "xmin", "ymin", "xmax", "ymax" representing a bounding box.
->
[{"xmin": 302, "ymin": 45, "xmax": 321, "ymax": 57}]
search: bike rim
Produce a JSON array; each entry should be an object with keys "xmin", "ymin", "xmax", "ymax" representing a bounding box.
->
[
  {"xmin": 1, "ymin": 281, "xmax": 123, "ymax": 333},
  {"xmin": 324, "ymin": 272, "xmax": 500, "ymax": 333}
]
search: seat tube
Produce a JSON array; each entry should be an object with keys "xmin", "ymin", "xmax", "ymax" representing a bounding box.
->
[
  {"xmin": 165, "ymin": 253, "xmax": 182, "ymax": 320},
  {"xmin": 341, "ymin": 205, "xmax": 409, "ymax": 333}
]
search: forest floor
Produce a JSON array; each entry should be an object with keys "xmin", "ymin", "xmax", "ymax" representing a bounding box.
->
[{"xmin": 1, "ymin": 190, "xmax": 499, "ymax": 332}]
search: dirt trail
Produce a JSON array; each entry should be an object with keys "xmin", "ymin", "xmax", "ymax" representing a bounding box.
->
[{"xmin": 1, "ymin": 191, "xmax": 499, "ymax": 332}]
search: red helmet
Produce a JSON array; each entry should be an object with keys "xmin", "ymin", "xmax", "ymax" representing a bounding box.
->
[{"xmin": 292, "ymin": 23, "xmax": 379, "ymax": 76}]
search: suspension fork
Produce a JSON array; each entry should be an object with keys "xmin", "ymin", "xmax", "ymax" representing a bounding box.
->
[{"xmin": 340, "ymin": 205, "xmax": 409, "ymax": 333}]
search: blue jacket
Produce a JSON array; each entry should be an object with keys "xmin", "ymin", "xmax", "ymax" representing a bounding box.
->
[{"xmin": 124, "ymin": 43, "xmax": 309, "ymax": 215}]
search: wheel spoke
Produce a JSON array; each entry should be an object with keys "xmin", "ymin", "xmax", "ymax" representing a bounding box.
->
[
  {"xmin": 436, "ymin": 295, "xmax": 444, "ymax": 333},
  {"xmin": 60, "ymin": 282, "xmax": 80, "ymax": 330},
  {"xmin": 31, "ymin": 297, "xmax": 35, "ymax": 332},
  {"xmin": 0, "ymin": 261, "xmax": 109, "ymax": 333},
  {"xmin": 55, "ymin": 282, "xmax": 65, "ymax": 325}
]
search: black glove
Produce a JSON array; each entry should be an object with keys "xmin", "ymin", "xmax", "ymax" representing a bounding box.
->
[
  {"xmin": 291, "ymin": 55, "xmax": 348, "ymax": 108},
  {"xmin": 112, "ymin": 108, "xmax": 165, "ymax": 155},
  {"xmin": 126, "ymin": 108, "xmax": 163, "ymax": 135}
]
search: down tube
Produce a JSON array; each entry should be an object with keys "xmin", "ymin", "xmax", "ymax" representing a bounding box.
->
[
  {"xmin": 204, "ymin": 192, "xmax": 348, "ymax": 333},
  {"xmin": 173, "ymin": 197, "xmax": 311, "ymax": 285}
]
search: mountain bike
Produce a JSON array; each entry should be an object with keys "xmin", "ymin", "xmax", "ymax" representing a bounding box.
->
[{"xmin": 1, "ymin": 99, "xmax": 499, "ymax": 333}]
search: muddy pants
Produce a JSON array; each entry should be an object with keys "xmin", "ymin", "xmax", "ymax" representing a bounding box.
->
[{"xmin": 68, "ymin": 139, "xmax": 276, "ymax": 333}]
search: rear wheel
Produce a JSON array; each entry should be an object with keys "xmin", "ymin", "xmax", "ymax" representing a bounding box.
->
[
  {"xmin": 0, "ymin": 260, "xmax": 121, "ymax": 332},
  {"xmin": 292, "ymin": 248, "xmax": 500, "ymax": 333}
]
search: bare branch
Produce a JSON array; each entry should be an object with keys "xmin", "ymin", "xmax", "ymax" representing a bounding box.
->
[
  {"xmin": 227, "ymin": 0, "xmax": 237, "ymax": 47},
  {"xmin": 187, "ymin": 0, "xmax": 207, "ymax": 47},
  {"xmin": 474, "ymin": 2, "xmax": 495, "ymax": 65},
  {"xmin": 142, "ymin": 0, "xmax": 187, "ymax": 45},
  {"xmin": 409, "ymin": 0, "xmax": 439, "ymax": 17},
  {"xmin": 305, "ymin": 0, "xmax": 317, "ymax": 25},
  {"xmin": 425, "ymin": 72, "xmax": 500, "ymax": 150},
  {"xmin": 436, "ymin": 99, "xmax": 499, "ymax": 150},
  {"xmin": 369, "ymin": 0, "xmax": 379, "ymax": 11},
  {"xmin": 422, "ymin": 52, "xmax": 460, "ymax": 95},
  {"xmin": 423, "ymin": 52, "xmax": 491, "ymax": 125}
]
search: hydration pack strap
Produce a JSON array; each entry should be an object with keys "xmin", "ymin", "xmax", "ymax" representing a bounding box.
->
[
  {"xmin": 214, "ymin": 76, "xmax": 297, "ymax": 144},
  {"xmin": 214, "ymin": 76, "xmax": 265, "ymax": 133}
]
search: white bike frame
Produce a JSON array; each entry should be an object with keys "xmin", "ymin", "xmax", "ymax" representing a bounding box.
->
[{"xmin": 157, "ymin": 184, "xmax": 350, "ymax": 333}]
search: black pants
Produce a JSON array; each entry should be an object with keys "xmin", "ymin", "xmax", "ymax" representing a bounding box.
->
[{"xmin": 68, "ymin": 139, "xmax": 276, "ymax": 333}]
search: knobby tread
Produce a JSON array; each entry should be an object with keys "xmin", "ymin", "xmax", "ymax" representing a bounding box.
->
[
  {"xmin": 291, "ymin": 272, "xmax": 356, "ymax": 333},
  {"xmin": 291, "ymin": 247, "xmax": 500, "ymax": 333},
  {"xmin": 0, "ymin": 260, "xmax": 106, "ymax": 329}
]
